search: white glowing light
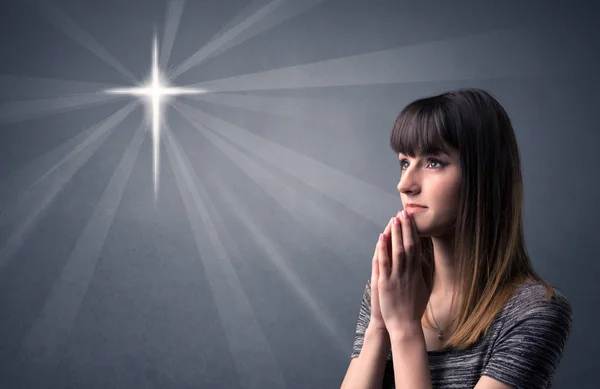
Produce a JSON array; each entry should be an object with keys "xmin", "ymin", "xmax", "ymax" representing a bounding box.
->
[{"xmin": 105, "ymin": 36, "xmax": 205, "ymax": 201}]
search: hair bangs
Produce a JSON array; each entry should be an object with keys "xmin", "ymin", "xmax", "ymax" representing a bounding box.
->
[{"xmin": 390, "ymin": 98, "xmax": 455, "ymax": 157}]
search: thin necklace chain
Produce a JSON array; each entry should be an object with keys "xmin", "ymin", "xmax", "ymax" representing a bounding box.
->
[{"xmin": 428, "ymin": 299, "xmax": 458, "ymax": 339}]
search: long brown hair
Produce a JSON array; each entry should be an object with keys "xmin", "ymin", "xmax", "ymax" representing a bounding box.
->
[{"xmin": 390, "ymin": 88, "xmax": 553, "ymax": 350}]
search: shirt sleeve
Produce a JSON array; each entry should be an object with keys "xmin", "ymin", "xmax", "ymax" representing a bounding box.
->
[
  {"xmin": 481, "ymin": 287, "xmax": 573, "ymax": 389},
  {"xmin": 350, "ymin": 279, "xmax": 372, "ymax": 359}
]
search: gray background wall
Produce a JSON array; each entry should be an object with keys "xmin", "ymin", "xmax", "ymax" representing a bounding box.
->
[{"xmin": 0, "ymin": 0, "xmax": 597, "ymax": 388}]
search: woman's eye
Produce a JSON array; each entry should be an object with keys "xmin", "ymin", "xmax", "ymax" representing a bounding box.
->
[
  {"xmin": 429, "ymin": 159, "xmax": 442, "ymax": 168},
  {"xmin": 399, "ymin": 158, "xmax": 445, "ymax": 170}
]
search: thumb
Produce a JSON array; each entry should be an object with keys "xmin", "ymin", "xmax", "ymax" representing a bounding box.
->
[{"xmin": 371, "ymin": 260, "xmax": 379, "ymax": 307}]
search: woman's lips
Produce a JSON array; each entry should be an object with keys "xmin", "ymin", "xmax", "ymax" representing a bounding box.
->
[{"xmin": 406, "ymin": 205, "xmax": 428, "ymax": 214}]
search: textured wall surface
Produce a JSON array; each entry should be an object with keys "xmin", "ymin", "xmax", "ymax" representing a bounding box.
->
[{"xmin": 0, "ymin": 1, "xmax": 597, "ymax": 388}]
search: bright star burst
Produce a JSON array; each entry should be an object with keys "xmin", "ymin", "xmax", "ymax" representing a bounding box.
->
[{"xmin": 105, "ymin": 36, "xmax": 206, "ymax": 201}]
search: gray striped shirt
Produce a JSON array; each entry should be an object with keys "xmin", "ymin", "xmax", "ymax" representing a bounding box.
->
[{"xmin": 350, "ymin": 278, "xmax": 573, "ymax": 388}]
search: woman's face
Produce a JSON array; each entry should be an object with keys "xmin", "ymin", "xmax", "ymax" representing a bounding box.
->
[{"xmin": 396, "ymin": 148, "xmax": 462, "ymax": 238}]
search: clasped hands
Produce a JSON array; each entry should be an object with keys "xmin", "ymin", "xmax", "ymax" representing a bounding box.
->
[{"xmin": 368, "ymin": 209, "xmax": 434, "ymax": 340}]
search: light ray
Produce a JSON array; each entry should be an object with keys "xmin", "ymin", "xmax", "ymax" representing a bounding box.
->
[
  {"xmin": 183, "ymin": 91, "xmax": 352, "ymax": 122},
  {"xmin": 173, "ymin": 99, "xmax": 368, "ymax": 270},
  {"xmin": 104, "ymin": 36, "xmax": 206, "ymax": 202},
  {"xmin": 163, "ymin": 126, "xmax": 287, "ymax": 388},
  {"xmin": 169, "ymin": 0, "xmax": 327, "ymax": 80},
  {"xmin": 191, "ymin": 0, "xmax": 326, "ymax": 72},
  {"xmin": 173, "ymin": 101, "xmax": 396, "ymax": 225},
  {"xmin": 170, "ymin": 0, "xmax": 285, "ymax": 79},
  {"xmin": 27, "ymin": 1, "xmax": 138, "ymax": 84},
  {"xmin": 186, "ymin": 26, "xmax": 552, "ymax": 92},
  {"xmin": 0, "ymin": 92, "xmax": 127, "ymax": 126},
  {"xmin": 160, "ymin": 0, "xmax": 186, "ymax": 68},
  {"xmin": 0, "ymin": 103, "xmax": 137, "ymax": 270},
  {"xmin": 0, "ymin": 75, "xmax": 119, "ymax": 99},
  {"xmin": 170, "ymin": 110, "xmax": 352, "ymax": 352},
  {"xmin": 0, "ymin": 104, "xmax": 130, "ymax": 213},
  {"xmin": 18, "ymin": 119, "xmax": 146, "ymax": 373}
]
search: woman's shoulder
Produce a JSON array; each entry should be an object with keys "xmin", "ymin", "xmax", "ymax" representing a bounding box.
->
[
  {"xmin": 501, "ymin": 278, "xmax": 573, "ymax": 331},
  {"xmin": 510, "ymin": 278, "xmax": 571, "ymax": 308}
]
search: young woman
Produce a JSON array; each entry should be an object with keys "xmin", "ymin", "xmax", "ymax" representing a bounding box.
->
[{"xmin": 340, "ymin": 88, "xmax": 573, "ymax": 389}]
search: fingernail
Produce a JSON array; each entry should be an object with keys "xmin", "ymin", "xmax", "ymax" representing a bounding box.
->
[
  {"xmin": 379, "ymin": 233, "xmax": 383, "ymax": 242},
  {"xmin": 401, "ymin": 210, "xmax": 406, "ymax": 219},
  {"xmin": 393, "ymin": 216, "xmax": 399, "ymax": 225}
]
